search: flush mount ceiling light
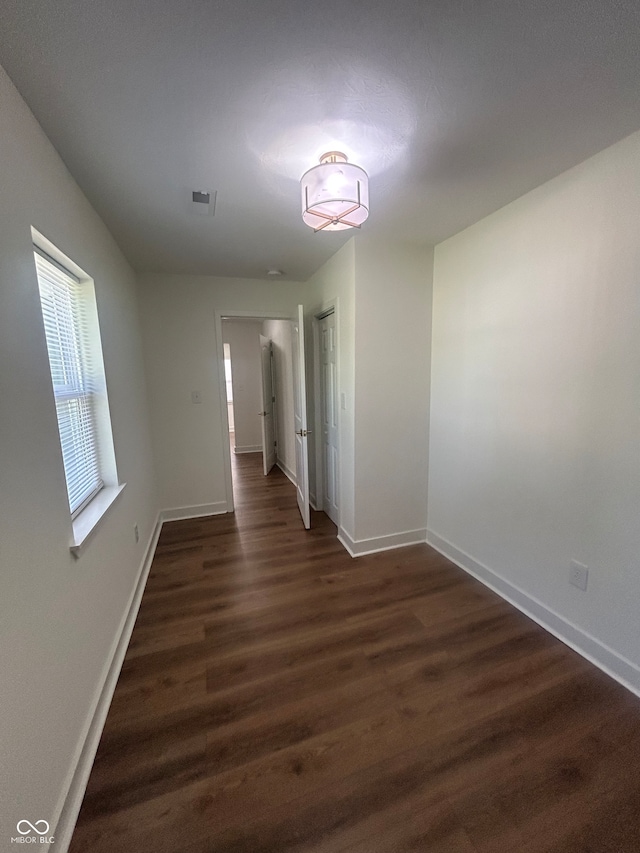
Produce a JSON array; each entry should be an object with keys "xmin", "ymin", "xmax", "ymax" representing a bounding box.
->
[{"xmin": 301, "ymin": 152, "xmax": 369, "ymax": 232}]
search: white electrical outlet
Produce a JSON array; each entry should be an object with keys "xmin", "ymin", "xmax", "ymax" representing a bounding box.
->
[{"xmin": 569, "ymin": 560, "xmax": 588, "ymax": 591}]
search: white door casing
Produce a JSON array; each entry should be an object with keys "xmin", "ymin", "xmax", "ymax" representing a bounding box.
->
[
  {"xmin": 292, "ymin": 305, "xmax": 310, "ymax": 529},
  {"xmin": 259, "ymin": 334, "xmax": 276, "ymax": 476}
]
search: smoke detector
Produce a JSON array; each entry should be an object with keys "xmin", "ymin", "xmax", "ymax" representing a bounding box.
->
[{"xmin": 266, "ymin": 269, "xmax": 283, "ymax": 277}]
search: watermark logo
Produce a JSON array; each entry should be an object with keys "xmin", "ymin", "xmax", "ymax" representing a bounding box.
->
[
  {"xmin": 17, "ymin": 822, "xmax": 49, "ymax": 836},
  {"xmin": 11, "ymin": 820, "xmax": 54, "ymax": 844}
]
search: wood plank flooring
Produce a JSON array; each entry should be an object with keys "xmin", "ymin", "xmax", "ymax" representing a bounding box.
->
[{"xmin": 70, "ymin": 452, "xmax": 640, "ymax": 853}]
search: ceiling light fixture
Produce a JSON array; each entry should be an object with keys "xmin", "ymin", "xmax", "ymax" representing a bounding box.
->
[{"xmin": 301, "ymin": 152, "xmax": 369, "ymax": 232}]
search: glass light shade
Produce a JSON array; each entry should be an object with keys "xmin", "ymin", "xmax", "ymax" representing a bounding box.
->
[{"xmin": 301, "ymin": 152, "xmax": 369, "ymax": 232}]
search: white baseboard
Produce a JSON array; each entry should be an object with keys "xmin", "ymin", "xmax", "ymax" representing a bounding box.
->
[
  {"xmin": 337, "ymin": 527, "xmax": 354, "ymax": 555},
  {"xmin": 338, "ymin": 527, "xmax": 427, "ymax": 558},
  {"xmin": 234, "ymin": 445, "xmax": 261, "ymax": 454},
  {"xmin": 160, "ymin": 501, "xmax": 228, "ymax": 522},
  {"xmin": 427, "ymin": 529, "xmax": 640, "ymax": 699},
  {"xmin": 276, "ymin": 458, "xmax": 296, "ymax": 487},
  {"xmin": 52, "ymin": 512, "xmax": 163, "ymax": 853}
]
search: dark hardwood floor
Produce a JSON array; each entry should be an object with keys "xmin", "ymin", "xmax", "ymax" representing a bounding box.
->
[{"xmin": 70, "ymin": 452, "xmax": 640, "ymax": 853}]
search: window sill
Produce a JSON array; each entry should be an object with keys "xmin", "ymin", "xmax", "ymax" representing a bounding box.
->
[{"xmin": 70, "ymin": 483, "xmax": 126, "ymax": 557}]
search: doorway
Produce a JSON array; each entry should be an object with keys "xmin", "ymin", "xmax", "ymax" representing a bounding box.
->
[
  {"xmin": 223, "ymin": 342, "xmax": 235, "ymax": 451},
  {"xmin": 313, "ymin": 305, "xmax": 340, "ymax": 527},
  {"xmin": 222, "ymin": 319, "xmax": 265, "ymax": 457},
  {"xmin": 217, "ymin": 311, "xmax": 301, "ymax": 516},
  {"xmin": 259, "ymin": 333, "xmax": 277, "ymax": 476}
]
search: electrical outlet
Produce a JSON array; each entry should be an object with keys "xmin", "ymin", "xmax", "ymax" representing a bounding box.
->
[
  {"xmin": 134, "ymin": 524, "xmax": 139, "ymax": 544},
  {"xmin": 569, "ymin": 560, "xmax": 588, "ymax": 591}
]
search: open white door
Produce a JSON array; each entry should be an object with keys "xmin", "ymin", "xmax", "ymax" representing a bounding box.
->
[
  {"xmin": 259, "ymin": 334, "xmax": 276, "ymax": 476},
  {"xmin": 292, "ymin": 305, "xmax": 310, "ymax": 528}
]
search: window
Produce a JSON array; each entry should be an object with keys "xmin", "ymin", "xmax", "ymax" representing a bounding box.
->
[
  {"xmin": 223, "ymin": 342, "xmax": 233, "ymax": 401},
  {"xmin": 35, "ymin": 249, "xmax": 103, "ymax": 514},
  {"xmin": 33, "ymin": 233, "xmax": 121, "ymax": 550}
]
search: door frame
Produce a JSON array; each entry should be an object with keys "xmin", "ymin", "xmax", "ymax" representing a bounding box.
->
[
  {"xmin": 215, "ymin": 309, "xmax": 294, "ymax": 513},
  {"xmin": 312, "ymin": 298, "xmax": 341, "ymax": 527}
]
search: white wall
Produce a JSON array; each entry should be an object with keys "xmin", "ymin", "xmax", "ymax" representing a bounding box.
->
[
  {"xmin": 352, "ymin": 236, "xmax": 433, "ymax": 551},
  {"xmin": 306, "ymin": 237, "xmax": 432, "ymax": 554},
  {"xmin": 262, "ymin": 318, "xmax": 296, "ymax": 482},
  {"xmin": 138, "ymin": 273, "xmax": 310, "ymax": 514},
  {"xmin": 0, "ymin": 63, "xmax": 158, "ymax": 844},
  {"xmin": 222, "ymin": 320, "xmax": 263, "ymax": 453},
  {"xmin": 429, "ymin": 129, "xmax": 640, "ymax": 692}
]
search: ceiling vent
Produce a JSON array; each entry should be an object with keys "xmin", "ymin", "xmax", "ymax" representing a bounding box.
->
[{"xmin": 189, "ymin": 189, "xmax": 217, "ymax": 216}]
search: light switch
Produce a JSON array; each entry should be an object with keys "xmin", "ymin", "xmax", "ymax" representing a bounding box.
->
[{"xmin": 191, "ymin": 390, "xmax": 202, "ymax": 404}]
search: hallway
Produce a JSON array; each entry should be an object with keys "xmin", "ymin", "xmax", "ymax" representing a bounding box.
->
[{"xmin": 70, "ymin": 454, "xmax": 640, "ymax": 853}]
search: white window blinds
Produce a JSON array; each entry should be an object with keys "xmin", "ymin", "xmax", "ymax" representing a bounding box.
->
[{"xmin": 35, "ymin": 250, "xmax": 104, "ymax": 516}]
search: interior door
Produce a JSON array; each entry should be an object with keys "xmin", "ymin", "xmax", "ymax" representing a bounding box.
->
[
  {"xmin": 319, "ymin": 311, "xmax": 339, "ymax": 524},
  {"xmin": 292, "ymin": 305, "xmax": 310, "ymax": 528},
  {"xmin": 259, "ymin": 334, "xmax": 276, "ymax": 476}
]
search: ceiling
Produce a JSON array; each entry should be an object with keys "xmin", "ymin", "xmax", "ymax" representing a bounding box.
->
[{"xmin": 1, "ymin": 1, "xmax": 640, "ymax": 281}]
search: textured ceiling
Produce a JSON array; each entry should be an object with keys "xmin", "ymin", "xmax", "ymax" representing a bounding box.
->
[{"xmin": 1, "ymin": 0, "xmax": 640, "ymax": 280}]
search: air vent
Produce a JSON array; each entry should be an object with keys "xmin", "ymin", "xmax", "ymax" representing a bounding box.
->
[{"xmin": 188, "ymin": 189, "xmax": 217, "ymax": 216}]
